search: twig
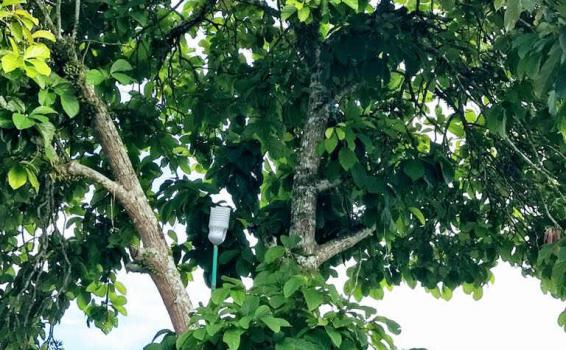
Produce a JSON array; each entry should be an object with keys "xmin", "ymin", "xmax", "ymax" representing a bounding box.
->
[
  {"xmin": 72, "ymin": 0, "xmax": 80, "ymax": 40},
  {"xmin": 32, "ymin": 0, "xmax": 58, "ymax": 34},
  {"xmin": 56, "ymin": 0, "xmax": 62, "ymax": 37}
]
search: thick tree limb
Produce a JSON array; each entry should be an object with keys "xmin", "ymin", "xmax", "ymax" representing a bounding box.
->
[
  {"xmin": 314, "ymin": 225, "xmax": 376, "ymax": 268},
  {"xmin": 57, "ymin": 161, "xmax": 130, "ymax": 202},
  {"xmin": 297, "ymin": 226, "xmax": 376, "ymax": 269}
]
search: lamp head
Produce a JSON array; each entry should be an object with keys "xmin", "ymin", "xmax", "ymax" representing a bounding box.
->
[{"xmin": 208, "ymin": 206, "xmax": 231, "ymax": 245}]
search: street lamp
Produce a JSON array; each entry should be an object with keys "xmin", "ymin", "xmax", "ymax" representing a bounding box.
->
[{"xmin": 208, "ymin": 206, "xmax": 231, "ymax": 289}]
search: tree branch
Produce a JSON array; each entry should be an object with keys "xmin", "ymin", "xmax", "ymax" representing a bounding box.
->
[
  {"xmin": 57, "ymin": 161, "xmax": 130, "ymax": 203},
  {"xmin": 55, "ymin": 0, "xmax": 62, "ymax": 37},
  {"xmin": 72, "ymin": 0, "xmax": 80, "ymax": 41},
  {"xmin": 237, "ymin": 0, "xmax": 280, "ymax": 16},
  {"xmin": 315, "ymin": 179, "xmax": 341, "ymax": 192},
  {"xmin": 165, "ymin": 0, "xmax": 217, "ymax": 47},
  {"xmin": 31, "ymin": 0, "xmax": 58, "ymax": 34},
  {"xmin": 312, "ymin": 225, "xmax": 376, "ymax": 268}
]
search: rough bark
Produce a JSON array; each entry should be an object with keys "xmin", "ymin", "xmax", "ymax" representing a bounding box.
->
[
  {"xmin": 290, "ymin": 31, "xmax": 375, "ymax": 268},
  {"xmin": 289, "ymin": 39, "xmax": 332, "ymax": 256},
  {"xmin": 52, "ymin": 37, "xmax": 193, "ymax": 333},
  {"xmin": 314, "ymin": 225, "xmax": 375, "ymax": 267}
]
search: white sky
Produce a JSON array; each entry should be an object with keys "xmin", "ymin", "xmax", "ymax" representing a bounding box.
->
[{"xmin": 56, "ymin": 261, "xmax": 566, "ymax": 349}]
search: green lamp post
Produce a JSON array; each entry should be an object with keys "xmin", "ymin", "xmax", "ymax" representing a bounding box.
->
[{"xmin": 208, "ymin": 206, "xmax": 231, "ymax": 289}]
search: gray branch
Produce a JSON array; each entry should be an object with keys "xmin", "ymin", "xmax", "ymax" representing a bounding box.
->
[
  {"xmin": 57, "ymin": 161, "xmax": 131, "ymax": 203},
  {"xmin": 72, "ymin": 0, "xmax": 80, "ymax": 40},
  {"xmin": 311, "ymin": 225, "xmax": 376, "ymax": 268}
]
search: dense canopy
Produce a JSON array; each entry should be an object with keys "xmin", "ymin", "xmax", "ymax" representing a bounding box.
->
[{"xmin": 0, "ymin": 0, "xmax": 565, "ymax": 349}]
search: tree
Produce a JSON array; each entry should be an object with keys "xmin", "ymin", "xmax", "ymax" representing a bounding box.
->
[{"xmin": 0, "ymin": 0, "xmax": 565, "ymax": 348}]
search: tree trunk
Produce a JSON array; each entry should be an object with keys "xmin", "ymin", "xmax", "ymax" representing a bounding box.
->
[
  {"xmin": 289, "ymin": 36, "xmax": 333, "ymax": 256},
  {"xmin": 290, "ymin": 32, "xmax": 376, "ymax": 268},
  {"xmin": 54, "ymin": 37, "xmax": 193, "ymax": 333}
]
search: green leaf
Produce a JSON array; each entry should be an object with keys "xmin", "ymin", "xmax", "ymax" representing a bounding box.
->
[
  {"xmin": 109, "ymin": 293, "xmax": 127, "ymax": 306},
  {"xmin": 114, "ymin": 281, "xmax": 127, "ymax": 295},
  {"xmin": 338, "ymin": 148, "xmax": 357, "ymax": 170},
  {"xmin": 110, "ymin": 59, "xmax": 133, "ymax": 74},
  {"xmin": 558, "ymin": 309, "xmax": 566, "ymax": 328},
  {"xmin": 8, "ymin": 165, "xmax": 28, "ymax": 190},
  {"xmin": 254, "ymin": 304, "xmax": 271, "ymax": 319},
  {"xmin": 486, "ymin": 106, "xmax": 506, "ymax": 136},
  {"xmin": 24, "ymin": 44, "xmax": 50, "ymax": 60},
  {"xmin": 494, "ymin": 0, "xmax": 506, "ymax": 10},
  {"xmin": 2, "ymin": 0, "xmax": 26, "ymax": 5},
  {"xmin": 25, "ymin": 167, "xmax": 39, "ymax": 192},
  {"xmin": 535, "ymin": 45, "xmax": 561, "ymax": 97},
  {"xmin": 280, "ymin": 235, "xmax": 301, "ymax": 249},
  {"xmin": 31, "ymin": 106, "xmax": 57, "ymax": 115},
  {"xmin": 211, "ymin": 287, "xmax": 230, "ymax": 304},
  {"xmin": 1, "ymin": 53, "xmax": 22, "ymax": 73},
  {"xmin": 28, "ymin": 58, "xmax": 51, "ymax": 75},
  {"xmin": 223, "ymin": 328, "xmax": 243, "ymax": 350},
  {"xmin": 261, "ymin": 316, "xmax": 290, "ymax": 333},
  {"xmin": 38, "ymin": 89, "xmax": 56, "ymax": 106},
  {"xmin": 130, "ymin": 11, "xmax": 148, "ymax": 26},
  {"xmin": 302, "ymin": 289, "xmax": 323, "ymax": 311},
  {"xmin": 238, "ymin": 316, "xmax": 252, "ymax": 329},
  {"xmin": 520, "ymin": 0, "xmax": 535, "ymax": 11},
  {"xmin": 472, "ymin": 288, "xmax": 483, "ymax": 301},
  {"xmin": 325, "ymin": 127, "xmax": 334, "ymax": 139},
  {"xmin": 403, "ymin": 159, "xmax": 425, "ymax": 181},
  {"xmin": 447, "ymin": 117, "xmax": 465, "ymax": 137},
  {"xmin": 504, "ymin": 0, "xmax": 521, "ymax": 31},
  {"xmin": 86, "ymin": 69, "xmax": 107, "ymax": 85},
  {"xmin": 111, "ymin": 72, "xmax": 135, "ymax": 85},
  {"xmin": 408, "ymin": 207, "xmax": 425, "ymax": 226},
  {"xmin": 12, "ymin": 113, "xmax": 35, "ymax": 129},
  {"xmin": 31, "ymin": 30, "xmax": 56, "ymax": 42},
  {"xmin": 76, "ymin": 292, "xmax": 91, "ymax": 311},
  {"xmin": 36, "ymin": 122, "xmax": 56, "ymax": 161},
  {"xmin": 264, "ymin": 246, "xmax": 285, "ymax": 263},
  {"xmin": 283, "ymin": 275, "xmax": 304, "ymax": 297},
  {"xmin": 375, "ymin": 316, "xmax": 402, "ymax": 335},
  {"xmin": 342, "ymin": 0, "xmax": 358, "ymax": 10},
  {"xmin": 324, "ymin": 326, "xmax": 342, "ymax": 347},
  {"xmin": 297, "ymin": 7, "xmax": 310, "ymax": 22},
  {"xmin": 206, "ymin": 323, "xmax": 223, "ymax": 336},
  {"xmin": 281, "ymin": 5, "xmax": 296, "ymax": 20},
  {"xmin": 60, "ymin": 93, "xmax": 80, "ymax": 118},
  {"xmin": 324, "ymin": 134, "xmax": 338, "ymax": 153}
]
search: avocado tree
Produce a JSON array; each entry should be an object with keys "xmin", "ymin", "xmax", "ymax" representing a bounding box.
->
[{"xmin": 0, "ymin": 0, "xmax": 565, "ymax": 348}]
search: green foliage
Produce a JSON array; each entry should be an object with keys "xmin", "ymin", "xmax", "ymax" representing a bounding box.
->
[
  {"xmin": 146, "ymin": 241, "xmax": 400, "ymax": 350},
  {"xmin": 1, "ymin": 0, "xmax": 566, "ymax": 348}
]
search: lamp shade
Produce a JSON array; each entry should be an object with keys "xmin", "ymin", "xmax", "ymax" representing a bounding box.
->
[{"xmin": 208, "ymin": 206, "xmax": 231, "ymax": 245}]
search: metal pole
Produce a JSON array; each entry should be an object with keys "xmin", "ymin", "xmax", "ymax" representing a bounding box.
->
[{"xmin": 211, "ymin": 245, "xmax": 219, "ymax": 289}]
